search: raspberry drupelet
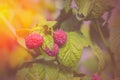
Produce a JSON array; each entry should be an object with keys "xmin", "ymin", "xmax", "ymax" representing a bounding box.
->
[
  {"xmin": 45, "ymin": 44, "xmax": 59, "ymax": 56},
  {"xmin": 53, "ymin": 30, "xmax": 67, "ymax": 47},
  {"xmin": 25, "ymin": 33, "xmax": 44, "ymax": 49}
]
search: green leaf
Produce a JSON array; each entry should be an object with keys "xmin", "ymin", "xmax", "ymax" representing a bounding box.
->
[
  {"xmin": 47, "ymin": 21, "xmax": 57, "ymax": 28},
  {"xmin": 16, "ymin": 63, "xmax": 74, "ymax": 80},
  {"xmin": 58, "ymin": 70, "xmax": 73, "ymax": 80},
  {"xmin": 41, "ymin": 35, "xmax": 55, "ymax": 60},
  {"xmin": 42, "ymin": 35, "xmax": 54, "ymax": 50},
  {"xmin": 44, "ymin": 65, "xmax": 59, "ymax": 80},
  {"xmin": 28, "ymin": 64, "xmax": 45, "ymax": 80},
  {"xmin": 16, "ymin": 68, "xmax": 29, "ymax": 80},
  {"xmin": 58, "ymin": 32, "xmax": 90, "ymax": 68},
  {"xmin": 91, "ymin": 45, "xmax": 105, "ymax": 72},
  {"xmin": 75, "ymin": 0, "xmax": 115, "ymax": 20},
  {"xmin": 80, "ymin": 76, "xmax": 91, "ymax": 80},
  {"xmin": 64, "ymin": 0, "xmax": 71, "ymax": 13},
  {"xmin": 61, "ymin": 16, "xmax": 81, "ymax": 32},
  {"xmin": 80, "ymin": 24, "xmax": 90, "ymax": 39},
  {"xmin": 16, "ymin": 64, "xmax": 45, "ymax": 80}
]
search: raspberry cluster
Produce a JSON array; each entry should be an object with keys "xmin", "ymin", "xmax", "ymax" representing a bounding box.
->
[{"xmin": 25, "ymin": 30, "xmax": 67, "ymax": 57}]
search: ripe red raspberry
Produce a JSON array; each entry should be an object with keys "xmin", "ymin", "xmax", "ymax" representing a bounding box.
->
[
  {"xmin": 53, "ymin": 30, "xmax": 67, "ymax": 46},
  {"xmin": 92, "ymin": 74, "xmax": 101, "ymax": 80},
  {"xmin": 25, "ymin": 33, "xmax": 44, "ymax": 49},
  {"xmin": 45, "ymin": 44, "xmax": 59, "ymax": 56}
]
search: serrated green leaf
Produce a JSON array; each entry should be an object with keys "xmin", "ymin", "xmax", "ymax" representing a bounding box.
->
[
  {"xmin": 28, "ymin": 64, "xmax": 45, "ymax": 80},
  {"xmin": 42, "ymin": 35, "xmax": 54, "ymax": 50},
  {"xmin": 41, "ymin": 35, "xmax": 55, "ymax": 60},
  {"xmin": 16, "ymin": 68, "xmax": 29, "ymax": 80},
  {"xmin": 75, "ymin": 0, "xmax": 115, "ymax": 20},
  {"xmin": 44, "ymin": 66, "xmax": 59, "ymax": 80},
  {"xmin": 16, "ymin": 64, "xmax": 45, "ymax": 80},
  {"xmin": 16, "ymin": 63, "xmax": 74, "ymax": 80},
  {"xmin": 58, "ymin": 32, "xmax": 89, "ymax": 68}
]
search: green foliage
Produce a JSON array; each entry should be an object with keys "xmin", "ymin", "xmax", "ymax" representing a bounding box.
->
[
  {"xmin": 42, "ymin": 35, "xmax": 54, "ymax": 50},
  {"xmin": 80, "ymin": 76, "xmax": 91, "ymax": 80},
  {"xmin": 80, "ymin": 24, "xmax": 91, "ymax": 40},
  {"xmin": 91, "ymin": 45, "xmax": 105, "ymax": 72},
  {"xmin": 40, "ymin": 35, "xmax": 55, "ymax": 60},
  {"xmin": 16, "ymin": 0, "xmax": 114, "ymax": 79},
  {"xmin": 64, "ymin": 0, "xmax": 71, "ymax": 13},
  {"xmin": 16, "ymin": 64, "xmax": 45, "ymax": 80},
  {"xmin": 60, "ymin": 16, "xmax": 81, "ymax": 32},
  {"xmin": 58, "ymin": 32, "xmax": 90, "ymax": 68},
  {"xmin": 74, "ymin": 0, "xmax": 115, "ymax": 20},
  {"xmin": 16, "ymin": 63, "xmax": 74, "ymax": 80},
  {"xmin": 43, "ymin": 65, "xmax": 59, "ymax": 80},
  {"xmin": 77, "ymin": 46, "xmax": 105, "ymax": 74}
]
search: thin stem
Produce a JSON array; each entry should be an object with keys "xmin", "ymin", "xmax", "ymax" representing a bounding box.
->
[
  {"xmin": 95, "ymin": 20, "xmax": 108, "ymax": 48},
  {"xmin": 95, "ymin": 20, "xmax": 116, "ymax": 79}
]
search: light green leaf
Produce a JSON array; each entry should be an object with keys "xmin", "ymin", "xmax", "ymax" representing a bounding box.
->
[
  {"xmin": 44, "ymin": 65, "xmax": 59, "ymax": 80},
  {"xmin": 41, "ymin": 35, "xmax": 55, "ymax": 60},
  {"xmin": 58, "ymin": 32, "xmax": 89, "ymax": 68},
  {"xmin": 16, "ymin": 68, "xmax": 29, "ymax": 80},
  {"xmin": 91, "ymin": 45, "xmax": 105, "ymax": 72},
  {"xmin": 16, "ymin": 64, "xmax": 45, "ymax": 80},
  {"xmin": 80, "ymin": 24, "xmax": 90, "ymax": 39},
  {"xmin": 28, "ymin": 64, "xmax": 45, "ymax": 80},
  {"xmin": 64, "ymin": 0, "xmax": 71, "ymax": 13},
  {"xmin": 47, "ymin": 21, "xmax": 57, "ymax": 28},
  {"xmin": 16, "ymin": 63, "xmax": 74, "ymax": 80},
  {"xmin": 42, "ymin": 35, "xmax": 54, "ymax": 50},
  {"xmin": 58, "ymin": 70, "xmax": 73, "ymax": 80},
  {"xmin": 46, "ymin": 21, "xmax": 57, "ymax": 34}
]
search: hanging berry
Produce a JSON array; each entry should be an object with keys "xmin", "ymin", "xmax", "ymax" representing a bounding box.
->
[
  {"xmin": 45, "ymin": 44, "xmax": 59, "ymax": 56},
  {"xmin": 25, "ymin": 33, "xmax": 44, "ymax": 49},
  {"xmin": 53, "ymin": 30, "xmax": 67, "ymax": 47}
]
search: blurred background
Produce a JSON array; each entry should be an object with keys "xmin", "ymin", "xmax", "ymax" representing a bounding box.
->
[
  {"xmin": 0, "ymin": 0, "xmax": 59, "ymax": 79},
  {"xmin": 0, "ymin": 0, "xmax": 120, "ymax": 80}
]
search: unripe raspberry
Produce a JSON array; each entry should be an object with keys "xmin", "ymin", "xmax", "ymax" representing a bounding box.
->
[
  {"xmin": 45, "ymin": 44, "xmax": 59, "ymax": 56},
  {"xmin": 53, "ymin": 30, "xmax": 67, "ymax": 46},
  {"xmin": 25, "ymin": 33, "xmax": 43, "ymax": 49}
]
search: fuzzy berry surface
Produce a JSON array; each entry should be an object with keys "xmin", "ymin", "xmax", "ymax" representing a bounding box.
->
[
  {"xmin": 53, "ymin": 30, "xmax": 67, "ymax": 46},
  {"xmin": 92, "ymin": 74, "xmax": 101, "ymax": 80},
  {"xmin": 45, "ymin": 44, "xmax": 59, "ymax": 56},
  {"xmin": 25, "ymin": 33, "xmax": 44, "ymax": 49}
]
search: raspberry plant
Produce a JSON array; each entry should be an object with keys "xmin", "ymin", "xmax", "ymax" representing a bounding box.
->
[{"xmin": 16, "ymin": 0, "xmax": 116, "ymax": 80}]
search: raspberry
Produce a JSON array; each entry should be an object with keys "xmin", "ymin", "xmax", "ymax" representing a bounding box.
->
[
  {"xmin": 92, "ymin": 74, "xmax": 101, "ymax": 80},
  {"xmin": 45, "ymin": 44, "xmax": 59, "ymax": 56},
  {"xmin": 53, "ymin": 30, "xmax": 67, "ymax": 46},
  {"xmin": 25, "ymin": 33, "xmax": 44, "ymax": 49}
]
